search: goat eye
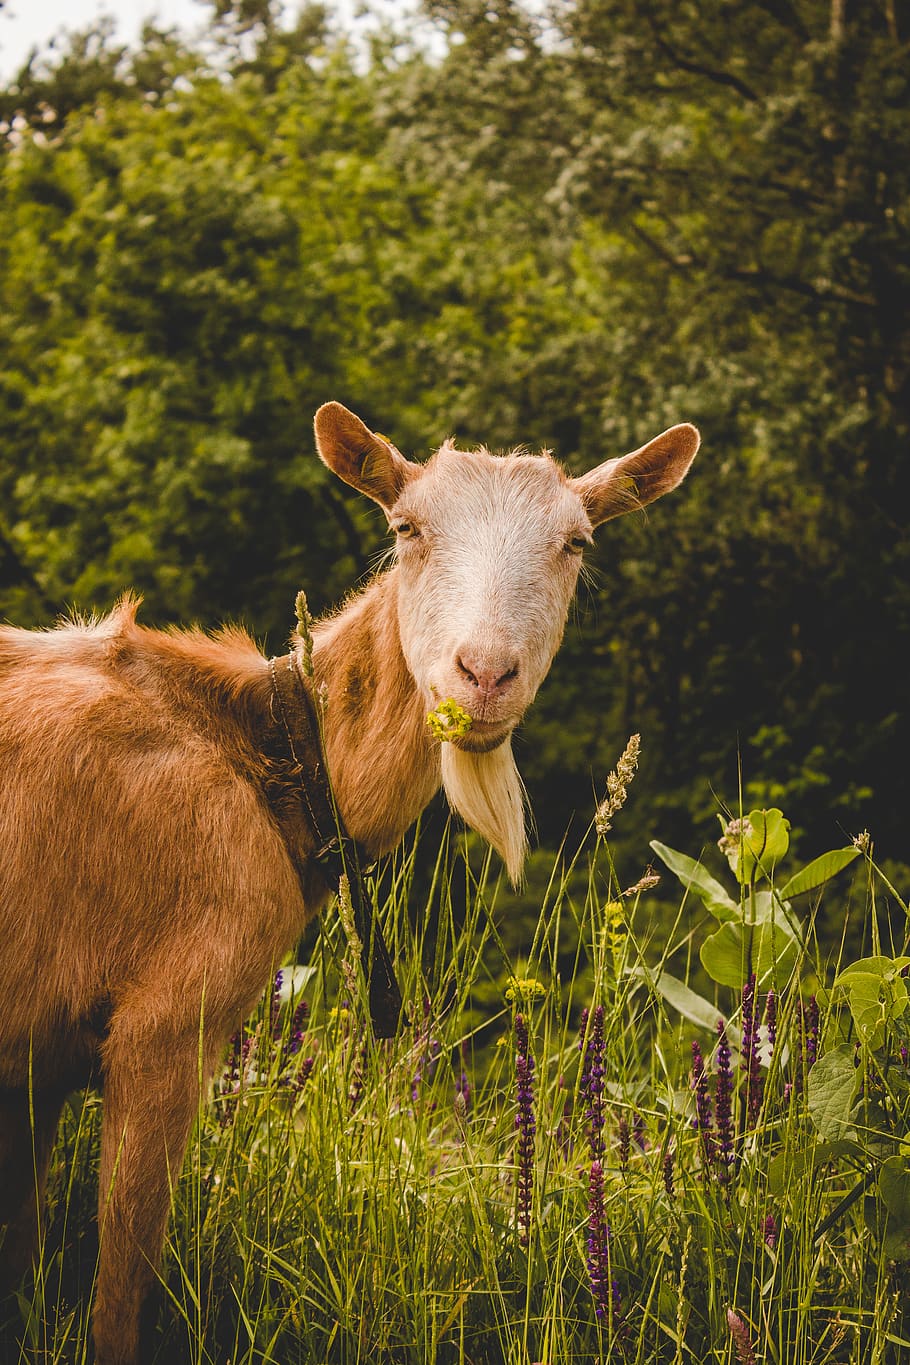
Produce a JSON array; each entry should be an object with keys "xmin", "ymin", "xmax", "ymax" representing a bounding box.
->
[
  {"xmin": 393, "ymin": 520, "xmax": 419, "ymax": 539},
  {"xmin": 565, "ymin": 534, "xmax": 590, "ymax": 555}
]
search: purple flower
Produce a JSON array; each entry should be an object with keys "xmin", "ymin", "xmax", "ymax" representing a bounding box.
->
[
  {"xmin": 270, "ymin": 969, "xmax": 284, "ymax": 1039},
  {"xmin": 691, "ymin": 1040, "xmax": 716, "ymax": 1168},
  {"xmin": 763, "ymin": 1212, "xmax": 778, "ymax": 1249},
  {"xmin": 741, "ymin": 974, "xmax": 763, "ymax": 1125},
  {"xmin": 715, "ymin": 1021, "xmax": 735, "ymax": 1177},
  {"xmin": 586, "ymin": 1160, "xmax": 619, "ymax": 1323},
  {"xmin": 662, "ymin": 1150, "xmax": 675, "ymax": 1200},
  {"xmin": 726, "ymin": 1308, "xmax": 757, "ymax": 1365},
  {"xmin": 295, "ymin": 1055, "xmax": 315, "ymax": 1092},
  {"xmin": 580, "ymin": 1004, "xmax": 606, "ymax": 1161},
  {"xmin": 806, "ymin": 995, "xmax": 820, "ymax": 1071},
  {"xmin": 284, "ymin": 997, "xmax": 310, "ymax": 1059},
  {"xmin": 796, "ymin": 994, "xmax": 820, "ymax": 1094},
  {"xmin": 617, "ymin": 1115, "xmax": 630, "ymax": 1172},
  {"xmin": 219, "ymin": 1030, "xmax": 243, "ymax": 1127},
  {"xmin": 455, "ymin": 1064, "xmax": 471, "ymax": 1123},
  {"xmin": 764, "ymin": 988, "xmax": 777, "ymax": 1051},
  {"xmin": 515, "ymin": 1013, "xmax": 536, "ymax": 1246}
]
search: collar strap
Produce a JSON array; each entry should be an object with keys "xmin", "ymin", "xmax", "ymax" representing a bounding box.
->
[{"xmin": 268, "ymin": 653, "xmax": 405, "ymax": 1039}]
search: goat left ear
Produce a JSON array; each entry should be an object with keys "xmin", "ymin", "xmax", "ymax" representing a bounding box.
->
[
  {"xmin": 314, "ymin": 402, "xmax": 415, "ymax": 509},
  {"xmin": 570, "ymin": 423, "xmax": 700, "ymax": 528}
]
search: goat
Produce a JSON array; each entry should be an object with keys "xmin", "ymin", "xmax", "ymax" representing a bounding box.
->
[{"xmin": 0, "ymin": 402, "xmax": 698, "ymax": 1363}]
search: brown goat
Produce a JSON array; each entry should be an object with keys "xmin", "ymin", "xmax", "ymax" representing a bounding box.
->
[{"xmin": 0, "ymin": 402, "xmax": 698, "ymax": 1362}]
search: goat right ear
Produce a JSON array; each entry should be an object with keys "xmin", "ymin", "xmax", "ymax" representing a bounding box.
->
[{"xmin": 314, "ymin": 402, "xmax": 415, "ymax": 509}]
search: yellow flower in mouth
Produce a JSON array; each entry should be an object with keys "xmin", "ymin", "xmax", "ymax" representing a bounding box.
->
[{"xmin": 426, "ymin": 697, "xmax": 473, "ymax": 742}]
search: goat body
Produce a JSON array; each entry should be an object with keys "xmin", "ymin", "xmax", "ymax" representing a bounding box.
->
[{"xmin": 0, "ymin": 403, "xmax": 698, "ymax": 1363}]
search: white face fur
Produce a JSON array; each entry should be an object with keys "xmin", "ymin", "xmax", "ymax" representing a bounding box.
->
[
  {"xmin": 313, "ymin": 403, "xmax": 699, "ymax": 882},
  {"xmin": 389, "ymin": 443, "xmax": 590, "ymax": 754}
]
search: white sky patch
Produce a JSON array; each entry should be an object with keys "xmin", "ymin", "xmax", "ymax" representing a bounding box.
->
[
  {"xmin": 0, "ymin": 0, "xmax": 429, "ymax": 82},
  {"xmin": 0, "ymin": 0, "xmax": 209, "ymax": 78}
]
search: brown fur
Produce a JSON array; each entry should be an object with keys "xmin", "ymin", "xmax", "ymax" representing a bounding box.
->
[
  {"xmin": 0, "ymin": 403, "xmax": 698, "ymax": 1363},
  {"xmin": 0, "ymin": 580, "xmax": 439, "ymax": 1364}
]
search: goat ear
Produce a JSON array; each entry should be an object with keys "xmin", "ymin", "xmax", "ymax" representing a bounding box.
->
[
  {"xmin": 314, "ymin": 402, "xmax": 415, "ymax": 509},
  {"xmin": 571, "ymin": 423, "xmax": 700, "ymax": 528}
]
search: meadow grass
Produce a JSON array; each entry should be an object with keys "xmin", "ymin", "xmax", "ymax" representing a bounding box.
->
[{"xmin": 3, "ymin": 803, "xmax": 910, "ymax": 1364}]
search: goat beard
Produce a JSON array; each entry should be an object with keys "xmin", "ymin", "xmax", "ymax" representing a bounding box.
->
[{"xmin": 440, "ymin": 738, "xmax": 528, "ymax": 885}]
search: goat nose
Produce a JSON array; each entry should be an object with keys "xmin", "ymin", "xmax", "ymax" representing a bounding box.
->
[{"xmin": 455, "ymin": 651, "xmax": 519, "ymax": 696}]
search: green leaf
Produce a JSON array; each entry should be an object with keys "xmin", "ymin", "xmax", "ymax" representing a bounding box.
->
[
  {"xmin": 629, "ymin": 966, "xmax": 737, "ymax": 1041},
  {"xmin": 879, "ymin": 1156, "xmax": 910, "ymax": 1221},
  {"xmin": 730, "ymin": 809, "xmax": 790, "ymax": 884},
  {"xmin": 837, "ymin": 956, "xmax": 910, "ymax": 981},
  {"xmin": 807, "ymin": 1044, "xmax": 859, "ymax": 1141},
  {"xmin": 875, "ymin": 1157, "xmax": 910, "ymax": 1257},
  {"xmin": 779, "ymin": 846, "xmax": 860, "ymax": 899},
  {"xmin": 699, "ymin": 915, "xmax": 800, "ymax": 988},
  {"xmin": 649, "ymin": 840, "xmax": 738, "ymax": 921},
  {"xmin": 833, "ymin": 957, "xmax": 910, "ymax": 1047}
]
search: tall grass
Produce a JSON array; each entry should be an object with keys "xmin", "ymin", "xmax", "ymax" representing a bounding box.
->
[{"xmin": 3, "ymin": 802, "xmax": 909, "ymax": 1364}]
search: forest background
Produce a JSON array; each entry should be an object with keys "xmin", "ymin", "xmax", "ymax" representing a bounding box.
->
[{"xmin": 1, "ymin": 0, "xmax": 908, "ymax": 920}]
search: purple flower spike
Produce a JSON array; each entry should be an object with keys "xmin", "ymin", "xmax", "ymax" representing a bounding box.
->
[
  {"xmin": 580, "ymin": 1004, "xmax": 606, "ymax": 1162},
  {"xmin": 295, "ymin": 1055, "xmax": 315, "ymax": 1092},
  {"xmin": 617, "ymin": 1116, "xmax": 630, "ymax": 1172},
  {"xmin": 455, "ymin": 1067, "xmax": 471, "ymax": 1118},
  {"xmin": 806, "ymin": 995, "xmax": 820, "ymax": 1071},
  {"xmin": 219, "ymin": 1030, "xmax": 243, "ymax": 1127},
  {"xmin": 764, "ymin": 988, "xmax": 777, "ymax": 1051},
  {"xmin": 586, "ymin": 1160, "xmax": 615, "ymax": 1322},
  {"xmin": 796, "ymin": 994, "xmax": 821, "ymax": 1094},
  {"xmin": 515, "ymin": 1013, "xmax": 536, "ymax": 1246},
  {"xmin": 578, "ymin": 1005, "xmax": 589, "ymax": 1050},
  {"xmin": 662, "ymin": 1150, "xmax": 675, "ymax": 1200},
  {"xmin": 763, "ymin": 1212, "xmax": 778, "ymax": 1249},
  {"xmin": 726, "ymin": 1308, "xmax": 757, "ymax": 1365},
  {"xmin": 741, "ymin": 974, "xmax": 763, "ymax": 1125},
  {"xmin": 691, "ymin": 1040, "xmax": 716, "ymax": 1169},
  {"xmin": 270, "ymin": 969, "xmax": 284, "ymax": 1039},
  {"xmin": 715, "ymin": 1021, "xmax": 735, "ymax": 1178},
  {"xmin": 281, "ymin": 998, "xmax": 310, "ymax": 1067}
]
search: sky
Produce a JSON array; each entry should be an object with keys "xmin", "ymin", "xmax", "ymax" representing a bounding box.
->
[
  {"xmin": 0, "ymin": 0, "xmax": 414, "ymax": 81},
  {"xmin": 0, "ymin": 0, "xmax": 211, "ymax": 78}
]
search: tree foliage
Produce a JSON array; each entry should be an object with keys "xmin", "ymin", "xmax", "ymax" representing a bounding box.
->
[{"xmin": 0, "ymin": 0, "xmax": 907, "ymax": 858}]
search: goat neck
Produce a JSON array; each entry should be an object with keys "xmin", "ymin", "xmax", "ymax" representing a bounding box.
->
[{"xmin": 308, "ymin": 568, "xmax": 439, "ymax": 854}]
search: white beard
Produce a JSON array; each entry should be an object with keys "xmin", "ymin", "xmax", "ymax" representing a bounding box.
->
[{"xmin": 440, "ymin": 739, "xmax": 528, "ymax": 884}]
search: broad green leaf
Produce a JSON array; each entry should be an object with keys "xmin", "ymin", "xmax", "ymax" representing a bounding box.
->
[
  {"xmin": 834, "ymin": 958, "xmax": 910, "ymax": 1046},
  {"xmin": 649, "ymin": 840, "xmax": 738, "ymax": 920},
  {"xmin": 837, "ymin": 956, "xmax": 910, "ymax": 981},
  {"xmin": 877, "ymin": 1157, "xmax": 910, "ymax": 1257},
  {"xmin": 629, "ymin": 965, "xmax": 737, "ymax": 1041},
  {"xmin": 731, "ymin": 809, "xmax": 790, "ymax": 883},
  {"xmin": 780, "ymin": 847, "xmax": 860, "ymax": 899},
  {"xmin": 807, "ymin": 1044, "xmax": 859, "ymax": 1141},
  {"xmin": 879, "ymin": 1156, "xmax": 910, "ymax": 1222},
  {"xmin": 700, "ymin": 915, "xmax": 800, "ymax": 988}
]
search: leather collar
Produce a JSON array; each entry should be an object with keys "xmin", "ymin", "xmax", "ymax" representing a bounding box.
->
[{"xmin": 267, "ymin": 652, "xmax": 404, "ymax": 1039}]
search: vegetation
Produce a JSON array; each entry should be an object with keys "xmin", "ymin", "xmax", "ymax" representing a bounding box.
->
[
  {"xmin": 1, "ymin": 0, "xmax": 907, "ymax": 863},
  {"xmin": 1, "ymin": 4, "xmax": 908, "ymax": 1355},
  {"xmin": 4, "ymin": 787, "xmax": 910, "ymax": 1363}
]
